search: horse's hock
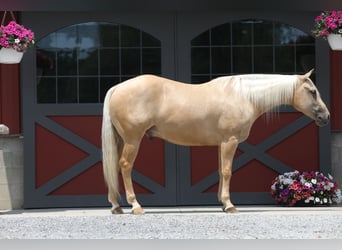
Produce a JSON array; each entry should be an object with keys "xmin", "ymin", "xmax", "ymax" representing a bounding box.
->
[{"xmin": 0, "ymin": 133, "xmax": 24, "ymax": 210}]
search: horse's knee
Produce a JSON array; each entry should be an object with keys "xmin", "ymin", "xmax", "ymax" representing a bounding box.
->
[{"xmin": 221, "ymin": 167, "xmax": 232, "ymax": 179}]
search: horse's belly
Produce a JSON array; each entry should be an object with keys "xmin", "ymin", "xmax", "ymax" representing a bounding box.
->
[{"xmin": 149, "ymin": 126, "xmax": 223, "ymax": 146}]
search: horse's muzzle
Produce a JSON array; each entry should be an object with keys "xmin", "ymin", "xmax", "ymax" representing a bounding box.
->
[{"xmin": 315, "ymin": 113, "xmax": 330, "ymax": 127}]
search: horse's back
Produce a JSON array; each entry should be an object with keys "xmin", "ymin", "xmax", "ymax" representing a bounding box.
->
[
  {"xmin": 109, "ymin": 74, "xmax": 234, "ymax": 123},
  {"xmin": 113, "ymin": 74, "xmax": 183, "ymax": 98}
]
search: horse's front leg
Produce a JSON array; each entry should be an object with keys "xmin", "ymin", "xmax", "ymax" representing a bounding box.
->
[{"xmin": 218, "ymin": 137, "xmax": 239, "ymax": 213}]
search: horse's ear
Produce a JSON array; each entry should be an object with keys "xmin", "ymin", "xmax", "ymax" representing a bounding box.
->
[
  {"xmin": 299, "ymin": 69, "xmax": 314, "ymax": 82},
  {"xmin": 304, "ymin": 69, "xmax": 314, "ymax": 79}
]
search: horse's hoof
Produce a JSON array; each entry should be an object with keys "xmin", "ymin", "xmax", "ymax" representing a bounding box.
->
[
  {"xmin": 132, "ymin": 207, "xmax": 145, "ymax": 215},
  {"xmin": 223, "ymin": 206, "xmax": 239, "ymax": 214},
  {"xmin": 111, "ymin": 207, "xmax": 124, "ymax": 214}
]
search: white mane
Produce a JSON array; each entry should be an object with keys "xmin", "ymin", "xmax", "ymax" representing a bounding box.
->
[{"xmin": 231, "ymin": 74, "xmax": 297, "ymax": 110}]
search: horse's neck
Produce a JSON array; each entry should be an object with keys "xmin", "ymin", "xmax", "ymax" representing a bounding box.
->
[{"xmin": 234, "ymin": 75, "xmax": 296, "ymax": 114}]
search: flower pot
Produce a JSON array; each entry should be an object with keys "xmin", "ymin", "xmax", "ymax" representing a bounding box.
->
[
  {"xmin": 327, "ymin": 34, "xmax": 342, "ymax": 51},
  {"xmin": 0, "ymin": 47, "xmax": 24, "ymax": 64}
]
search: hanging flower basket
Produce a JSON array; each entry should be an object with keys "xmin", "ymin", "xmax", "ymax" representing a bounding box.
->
[
  {"xmin": 327, "ymin": 34, "xmax": 342, "ymax": 50},
  {"xmin": 312, "ymin": 10, "xmax": 342, "ymax": 50},
  {"xmin": 271, "ymin": 171, "xmax": 342, "ymax": 207},
  {"xmin": 0, "ymin": 47, "xmax": 24, "ymax": 64},
  {"xmin": 0, "ymin": 11, "xmax": 35, "ymax": 64}
]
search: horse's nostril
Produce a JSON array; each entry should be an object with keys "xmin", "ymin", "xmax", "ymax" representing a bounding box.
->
[
  {"xmin": 316, "ymin": 113, "xmax": 330, "ymax": 127},
  {"xmin": 317, "ymin": 113, "xmax": 329, "ymax": 121}
]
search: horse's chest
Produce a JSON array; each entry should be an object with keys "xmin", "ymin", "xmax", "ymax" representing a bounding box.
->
[{"xmin": 218, "ymin": 114, "xmax": 254, "ymax": 142}]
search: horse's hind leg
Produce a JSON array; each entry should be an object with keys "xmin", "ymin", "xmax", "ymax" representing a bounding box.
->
[{"xmin": 119, "ymin": 141, "xmax": 144, "ymax": 214}]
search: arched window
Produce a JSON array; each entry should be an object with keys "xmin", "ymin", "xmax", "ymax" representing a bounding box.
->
[
  {"xmin": 191, "ymin": 20, "xmax": 315, "ymax": 83},
  {"xmin": 36, "ymin": 22, "xmax": 161, "ymax": 103}
]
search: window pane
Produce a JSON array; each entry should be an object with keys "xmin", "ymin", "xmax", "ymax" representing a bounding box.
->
[
  {"xmin": 191, "ymin": 47, "xmax": 210, "ymax": 74},
  {"xmin": 79, "ymin": 77, "xmax": 99, "ymax": 103},
  {"xmin": 56, "ymin": 25, "xmax": 77, "ymax": 49},
  {"xmin": 232, "ymin": 22, "xmax": 252, "ymax": 45},
  {"xmin": 254, "ymin": 47, "xmax": 273, "ymax": 73},
  {"xmin": 296, "ymin": 35, "xmax": 315, "ymax": 45},
  {"xmin": 37, "ymin": 77, "xmax": 56, "ymax": 103},
  {"xmin": 78, "ymin": 23, "xmax": 100, "ymax": 49},
  {"xmin": 99, "ymin": 23, "xmax": 119, "ymax": 47},
  {"xmin": 57, "ymin": 50, "xmax": 77, "ymax": 75},
  {"xmin": 79, "ymin": 48, "xmax": 99, "ymax": 75},
  {"xmin": 37, "ymin": 49, "xmax": 56, "ymax": 77},
  {"xmin": 121, "ymin": 26, "xmax": 140, "ymax": 47},
  {"xmin": 142, "ymin": 48, "xmax": 161, "ymax": 74},
  {"xmin": 100, "ymin": 77, "xmax": 120, "ymax": 101},
  {"xmin": 254, "ymin": 21, "xmax": 273, "ymax": 45},
  {"xmin": 142, "ymin": 32, "xmax": 160, "ymax": 47},
  {"xmin": 191, "ymin": 30, "xmax": 210, "ymax": 46},
  {"xmin": 212, "ymin": 47, "xmax": 230, "ymax": 74},
  {"xmin": 57, "ymin": 77, "xmax": 77, "ymax": 103},
  {"xmin": 211, "ymin": 23, "xmax": 231, "ymax": 46},
  {"xmin": 100, "ymin": 49, "xmax": 119, "ymax": 75},
  {"xmin": 232, "ymin": 47, "xmax": 252, "ymax": 74},
  {"xmin": 275, "ymin": 46, "xmax": 295, "ymax": 72},
  {"xmin": 37, "ymin": 33, "xmax": 57, "ymax": 49},
  {"xmin": 121, "ymin": 48, "xmax": 141, "ymax": 75},
  {"xmin": 275, "ymin": 24, "xmax": 303, "ymax": 45},
  {"xmin": 296, "ymin": 46, "xmax": 315, "ymax": 72}
]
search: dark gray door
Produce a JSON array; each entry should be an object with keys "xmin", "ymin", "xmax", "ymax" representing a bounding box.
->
[
  {"xmin": 175, "ymin": 12, "xmax": 331, "ymax": 205},
  {"xmin": 22, "ymin": 12, "xmax": 178, "ymax": 208}
]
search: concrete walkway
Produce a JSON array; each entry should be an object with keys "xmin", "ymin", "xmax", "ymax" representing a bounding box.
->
[{"xmin": 1, "ymin": 206, "xmax": 342, "ymax": 239}]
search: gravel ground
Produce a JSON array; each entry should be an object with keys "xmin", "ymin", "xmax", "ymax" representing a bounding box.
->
[{"xmin": 1, "ymin": 206, "xmax": 342, "ymax": 239}]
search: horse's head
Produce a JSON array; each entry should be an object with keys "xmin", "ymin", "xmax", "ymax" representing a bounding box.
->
[{"xmin": 293, "ymin": 69, "xmax": 330, "ymax": 127}]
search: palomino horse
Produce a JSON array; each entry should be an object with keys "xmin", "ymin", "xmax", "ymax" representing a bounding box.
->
[{"xmin": 101, "ymin": 69, "xmax": 330, "ymax": 214}]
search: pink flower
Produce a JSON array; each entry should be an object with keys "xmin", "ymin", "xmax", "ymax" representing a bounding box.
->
[
  {"xmin": 290, "ymin": 183, "xmax": 299, "ymax": 190},
  {"xmin": 315, "ymin": 15, "xmax": 323, "ymax": 22},
  {"xmin": 0, "ymin": 21, "xmax": 35, "ymax": 52},
  {"xmin": 313, "ymin": 10, "xmax": 342, "ymax": 39},
  {"xmin": 294, "ymin": 194, "xmax": 302, "ymax": 201}
]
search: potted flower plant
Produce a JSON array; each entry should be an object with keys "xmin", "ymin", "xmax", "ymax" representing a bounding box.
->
[
  {"xmin": 0, "ymin": 20, "xmax": 35, "ymax": 64},
  {"xmin": 271, "ymin": 171, "xmax": 342, "ymax": 206},
  {"xmin": 312, "ymin": 10, "xmax": 342, "ymax": 50}
]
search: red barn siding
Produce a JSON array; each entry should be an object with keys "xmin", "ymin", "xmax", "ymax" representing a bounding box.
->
[
  {"xmin": 0, "ymin": 64, "xmax": 21, "ymax": 134},
  {"xmin": 330, "ymin": 50, "xmax": 342, "ymax": 131},
  {"xmin": 0, "ymin": 11, "xmax": 21, "ymax": 134}
]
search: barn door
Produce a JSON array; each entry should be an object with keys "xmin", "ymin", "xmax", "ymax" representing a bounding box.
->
[
  {"xmin": 22, "ymin": 13, "xmax": 177, "ymax": 208},
  {"xmin": 176, "ymin": 17, "xmax": 331, "ymax": 205}
]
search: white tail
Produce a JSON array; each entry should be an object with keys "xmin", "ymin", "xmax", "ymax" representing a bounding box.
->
[{"xmin": 101, "ymin": 86, "xmax": 120, "ymax": 202}]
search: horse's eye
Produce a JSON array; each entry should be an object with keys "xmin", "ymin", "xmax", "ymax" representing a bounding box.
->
[{"xmin": 310, "ymin": 89, "xmax": 317, "ymax": 99}]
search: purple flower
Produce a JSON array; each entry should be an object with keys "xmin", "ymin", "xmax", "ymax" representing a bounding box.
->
[{"xmin": 271, "ymin": 170, "xmax": 342, "ymax": 206}]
